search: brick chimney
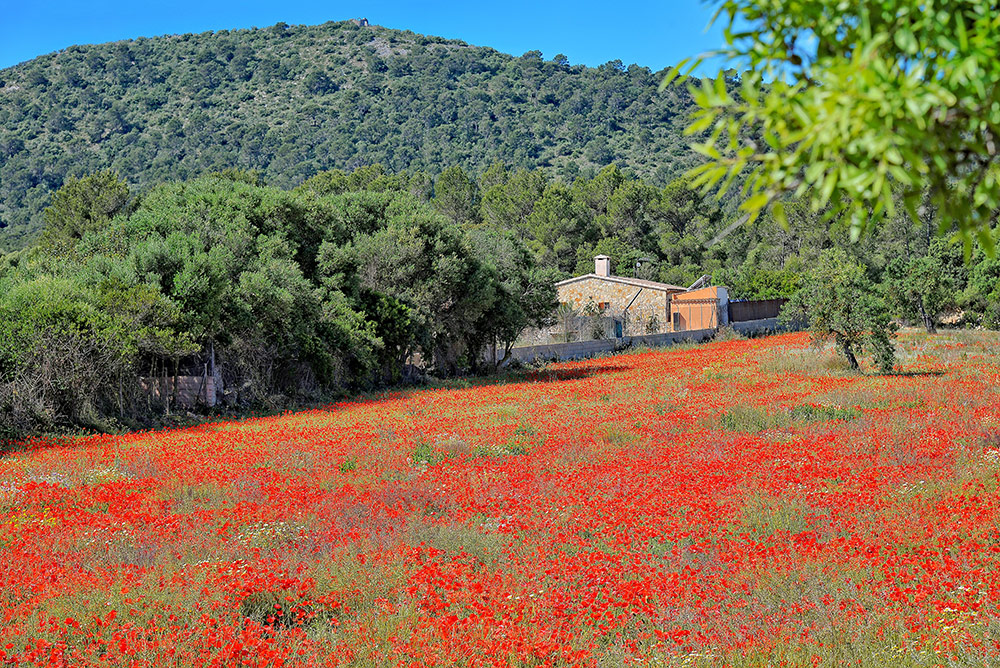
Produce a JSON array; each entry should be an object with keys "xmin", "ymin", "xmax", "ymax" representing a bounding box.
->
[{"xmin": 594, "ymin": 255, "xmax": 611, "ymax": 277}]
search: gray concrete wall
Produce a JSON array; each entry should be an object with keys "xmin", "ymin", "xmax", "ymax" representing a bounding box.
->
[
  {"xmin": 504, "ymin": 318, "xmax": 805, "ymax": 366},
  {"xmin": 505, "ymin": 328, "xmax": 715, "ymax": 365},
  {"xmin": 731, "ymin": 317, "xmax": 788, "ymax": 337}
]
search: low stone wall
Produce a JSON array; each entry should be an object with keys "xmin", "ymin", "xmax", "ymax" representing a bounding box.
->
[{"xmin": 505, "ymin": 328, "xmax": 715, "ymax": 365}]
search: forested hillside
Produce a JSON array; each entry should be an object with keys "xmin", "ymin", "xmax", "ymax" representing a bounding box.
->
[{"xmin": 0, "ymin": 20, "xmax": 700, "ymax": 249}]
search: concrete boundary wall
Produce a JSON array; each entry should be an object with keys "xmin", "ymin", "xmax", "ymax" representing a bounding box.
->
[
  {"xmin": 505, "ymin": 318, "xmax": 800, "ymax": 365},
  {"xmin": 506, "ymin": 328, "xmax": 715, "ymax": 364},
  {"xmin": 731, "ymin": 317, "xmax": 803, "ymax": 337}
]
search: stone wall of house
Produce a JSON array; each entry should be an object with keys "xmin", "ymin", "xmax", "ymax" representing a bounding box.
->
[{"xmin": 557, "ymin": 277, "xmax": 672, "ymax": 334}]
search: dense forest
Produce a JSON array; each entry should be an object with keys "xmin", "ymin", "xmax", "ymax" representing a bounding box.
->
[{"xmin": 0, "ymin": 20, "xmax": 703, "ymax": 250}]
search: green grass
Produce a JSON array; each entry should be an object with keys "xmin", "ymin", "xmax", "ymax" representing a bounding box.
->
[{"xmin": 718, "ymin": 403, "xmax": 862, "ymax": 433}]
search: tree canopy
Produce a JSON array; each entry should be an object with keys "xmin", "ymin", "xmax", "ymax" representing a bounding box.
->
[
  {"xmin": 783, "ymin": 249, "xmax": 897, "ymax": 373},
  {"xmin": 668, "ymin": 0, "xmax": 1000, "ymax": 252},
  {"xmin": 0, "ymin": 170, "xmax": 560, "ymax": 434}
]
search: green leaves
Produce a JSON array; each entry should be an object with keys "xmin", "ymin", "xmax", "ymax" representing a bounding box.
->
[
  {"xmin": 740, "ymin": 192, "xmax": 771, "ymax": 213},
  {"xmin": 41, "ymin": 171, "xmax": 133, "ymax": 252},
  {"xmin": 669, "ymin": 0, "xmax": 1000, "ymax": 254},
  {"xmin": 893, "ymin": 28, "xmax": 917, "ymax": 55},
  {"xmin": 771, "ymin": 201, "xmax": 788, "ymax": 230}
]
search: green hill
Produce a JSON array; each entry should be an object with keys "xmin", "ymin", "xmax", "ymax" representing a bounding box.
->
[{"xmin": 0, "ymin": 20, "xmax": 701, "ymax": 250}]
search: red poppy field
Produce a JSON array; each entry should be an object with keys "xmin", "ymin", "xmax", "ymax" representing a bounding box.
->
[{"xmin": 3, "ymin": 330, "xmax": 1000, "ymax": 667}]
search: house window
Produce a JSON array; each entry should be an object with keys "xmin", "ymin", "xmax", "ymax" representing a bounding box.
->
[{"xmin": 673, "ymin": 311, "xmax": 682, "ymax": 331}]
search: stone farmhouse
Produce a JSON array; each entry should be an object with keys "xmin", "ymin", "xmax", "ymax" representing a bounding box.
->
[{"xmin": 555, "ymin": 255, "xmax": 729, "ymax": 337}]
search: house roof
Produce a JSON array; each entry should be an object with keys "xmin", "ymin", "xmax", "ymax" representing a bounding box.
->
[{"xmin": 555, "ymin": 273, "xmax": 687, "ymax": 293}]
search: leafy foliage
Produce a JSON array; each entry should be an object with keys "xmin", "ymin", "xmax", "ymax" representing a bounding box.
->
[
  {"xmin": 669, "ymin": 0, "xmax": 1000, "ymax": 252},
  {"xmin": 961, "ymin": 256, "xmax": 1000, "ymax": 328},
  {"xmin": 0, "ymin": 261, "xmax": 194, "ymax": 434},
  {"xmin": 882, "ymin": 245, "xmax": 955, "ymax": 333},
  {"xmin": 41, "ymin": 170, "xmax": 133, "ymax": 249},
  {"xmin": 4, "ymin": 152, "xmax": 999, "ymax": 432},
  {"xmin": 465, "ymin": 228, "xmax": 558, "ymax": 369},
  {"xmin": 0, "ymin": 171, "xmax": 558, "ymax": 432}
]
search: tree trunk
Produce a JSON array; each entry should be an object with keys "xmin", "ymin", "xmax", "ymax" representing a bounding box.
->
[
  {"xmin": 843, "ymin": 345, "xmax": 859, "ymax": 370},
  {"xmin": 172, "ymin": 358, "xmax": 180, "ymax": 411},
  {"xmin": 210, "ymin": 340, "xmax": 221, "ymax": 405},
  {"xmin": 918, "ymin": 300, "xmax": 936, "ymax": 334},
  {"xmin": 496, "ymin": 340, "xmax": 516, "ymax": 371}
]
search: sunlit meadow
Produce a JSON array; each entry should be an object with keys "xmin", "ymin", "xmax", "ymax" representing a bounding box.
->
[{"xmin": 3, "ymin": 330, "xmax": 1000, "ymax": 667}]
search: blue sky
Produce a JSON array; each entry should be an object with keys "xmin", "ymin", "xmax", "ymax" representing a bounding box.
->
[{"xmin": 1, "ymin": 1, "xmax": 727, "ymax": 71}]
